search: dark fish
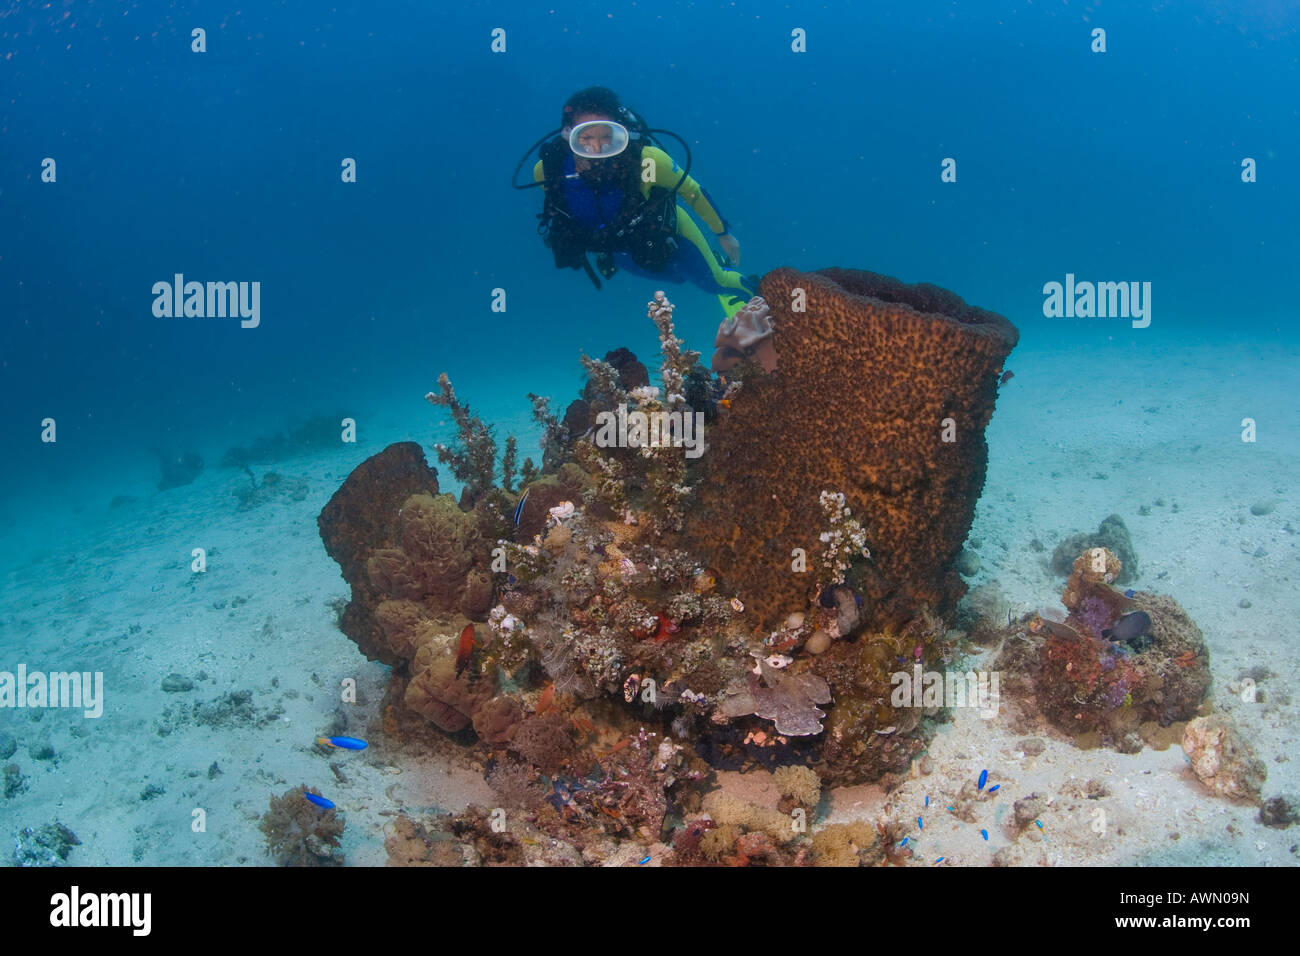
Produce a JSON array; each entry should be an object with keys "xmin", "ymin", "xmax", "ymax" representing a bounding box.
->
[
  {"xmin": 512, "ymin": 488, "xmax": 530, "ymax": 526},
  {"xmin": 999, "ymin": 370, "xmax": 1014, "ymax": 385},
  {"xmin": 1102, "ymin": 611, "xmax": 1151, "ymax": 643},
  {"xmin": 1123, "ymin": 588, "xmax": 1136, "ymax": 599}
]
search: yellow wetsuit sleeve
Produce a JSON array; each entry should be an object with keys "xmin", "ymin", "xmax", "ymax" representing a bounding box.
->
[
  {"xmin": 675, "ymin": 213, "xmax": 750, "ymax": 295},
  {"xmin": 642, "ymin": 146, "xmax": 727, "ymax": 235}
]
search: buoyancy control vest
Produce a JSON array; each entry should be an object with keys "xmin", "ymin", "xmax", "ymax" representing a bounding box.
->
[{"xmin": 537, "ymin": 138, "xmax": 679, "ymax": 288}]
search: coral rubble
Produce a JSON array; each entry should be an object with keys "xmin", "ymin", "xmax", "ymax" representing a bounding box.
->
[{"xmin": 1182, "ymin": 715, "xmax": 1267, "ymax": 802}]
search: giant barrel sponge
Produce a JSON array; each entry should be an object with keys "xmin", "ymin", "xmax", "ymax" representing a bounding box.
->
[{"xmin": 685, "ymin": 267, "xmax": 1019, "ymax": 630}]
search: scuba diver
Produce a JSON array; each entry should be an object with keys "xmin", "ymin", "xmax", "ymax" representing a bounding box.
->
[{"xmin": 512, "ymin": 86, "xmax": 758, "ymax": 318}]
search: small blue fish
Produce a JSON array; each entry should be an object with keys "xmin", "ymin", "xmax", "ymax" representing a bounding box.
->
[
  {"xmin": 512, "ymin": 488, "xmax": 530, "ymax": 526},
  {"xmin": 316, "ymin": 735, "xmax": 367, "ymax": 750},
  {"xmin": 981, "ymin": 829, "xmax": 989, "ymax": 841},
  {"xmin": 987, "ymin": 784, "xmax": 1000, "ymax": 794},
  {"xmin": 946, "ymin": 806, "xmax": 955, "ymax": 812},
  {"xmin": 638, "ymin": 855, "xmax": 651, "ymax": 865},
  {"xmin": 303, "ymin": 791, "xmax": 334, "ymax": 810},
  {"xmin": 918, "ymin": 816, "xmax": 924, "ymax": 830},
  {"xmin": 978, "ymin": 769, "xmax": 988, "ymax": 791},
  {"xmin": 1035, "ymin": 819, "xmax": 1044, "ymax": 830},
  {"xmin": 924, "ymin": 795, "xmax": 930, "ymax": 808},
  {"xmin": 935, "ymin": 857, "xmax": 945, "ymax": 864},
  {"xmin": 899, "ymin": 836, "xmax": 909, "ymax": 848},
  {"xmin": 1124, "ymin": 588, "xmax": 1135, "ymax": 598}
]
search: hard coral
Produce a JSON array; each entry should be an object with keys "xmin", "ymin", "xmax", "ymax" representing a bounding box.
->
[
  {"xmin": 510, "ymin": 712, "xmax": 576, "ymax": 776},
  {"xmin": 317, "ymin": 442, "xmax": 442, "ymax": 666},
  {"xmin": 473, "ymin": 695, "xmax": 524, "ymax": 746},
  {"xmin": 685, "ymin": 267, "xmax": 1018, "ymax": 629},
  {"xmin": 404, "ymin": 650, "xmax": 493, "ymax": 734}
]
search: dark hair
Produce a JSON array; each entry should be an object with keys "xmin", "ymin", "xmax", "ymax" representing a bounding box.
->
[{"xmin": 561, "ymin": 86, "xmax": 623, "ymax": 128}]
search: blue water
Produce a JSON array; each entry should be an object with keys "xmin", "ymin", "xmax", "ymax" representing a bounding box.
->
[
  {"xmin": 1, "ymin": 1, "xmax": 1297, "ymax": 867},
  {"xmin": 4, "ymin": 0, "xmax": 1297, "ymax": 506}
]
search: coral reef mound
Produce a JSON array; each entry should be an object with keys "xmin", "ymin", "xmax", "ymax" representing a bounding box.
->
[
  {"xmin": 318, "ymin": 442, "xmax": 446, "ymax": 665},
  {"xmin": 686, "ymin": 267, "xmax": 1018, "ymax": 628}
]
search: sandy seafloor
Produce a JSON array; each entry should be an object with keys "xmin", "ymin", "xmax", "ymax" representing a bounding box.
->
[{"xmin": 1, "ymin": 334, "xmax": 1297, "ymax": 867}]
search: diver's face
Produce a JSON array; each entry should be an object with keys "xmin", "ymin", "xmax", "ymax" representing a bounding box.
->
[
  {"xmin": 574, "ymin": 118, "xmax": 614, "ymax": 155},
  {"xmin": 572, "ymin": 112, "xmax": 614, "ymax": 171}
]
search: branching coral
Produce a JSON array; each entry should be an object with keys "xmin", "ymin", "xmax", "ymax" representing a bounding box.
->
[
  {"xmin": 633, "ymin": 292, "xmax": 701, "ymax": 534},
  {"xmin": 501, "ymin": 436, "xmax": 518, "ymax": 493},
  {"xmin": 647, "ymin": 291, "xmax": 698, "ymax": 412},
  {"xmin": 528, "ymin": 393, "xmax": 568, "ymax": 474},
  {"xmin": 260, "ymin": 785, "xmax": 345, "ymax": 867},
  {"xmin": 578, "ymin": 354, "xmax": 628, "ymax": 411},
  {"xmin": 426, "ymin": 372, "xmax": 520, "ymax": 506}
]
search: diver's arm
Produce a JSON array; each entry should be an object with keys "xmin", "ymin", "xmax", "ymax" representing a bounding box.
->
[{"xmin": 646, "ymin": 147, "xmax": 728, "ymax": 235}]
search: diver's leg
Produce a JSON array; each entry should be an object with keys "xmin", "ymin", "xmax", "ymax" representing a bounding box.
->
[{"xmin": 672, "ymin": 214, "xmax": 756, "ymax": 316}]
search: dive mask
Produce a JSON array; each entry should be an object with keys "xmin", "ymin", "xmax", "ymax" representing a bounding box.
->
[{"xmin": 567, "ymin": 120, "xmax": 630, "ymax": 159}]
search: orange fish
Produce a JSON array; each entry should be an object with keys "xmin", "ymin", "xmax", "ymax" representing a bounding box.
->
[
  {"xmin": 718, "ymin": 398, "xmax": 731, "ymax": 409},
  {"xmin": 455, "ymin": 624, "xmax": 476, "ymax": 677},
  {"xmin": 537, "ymin": 682, "xmax": 556, "ymax": 715}
]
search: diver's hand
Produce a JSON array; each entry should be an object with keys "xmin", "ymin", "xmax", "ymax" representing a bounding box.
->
[{"xmin": 719, "ymin": 232, "xmax": 741, "ymax": 265}]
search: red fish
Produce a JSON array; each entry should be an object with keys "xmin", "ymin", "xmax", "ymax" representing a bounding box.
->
[
  {"xmin": 537, "ymin": 683, "xmax": 556, "ymax": 716},
  {"xmin": 455, "ymin": 624, "xmax": 476, "ymax": 677}
]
